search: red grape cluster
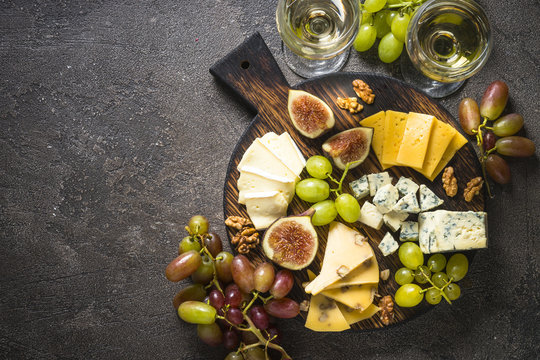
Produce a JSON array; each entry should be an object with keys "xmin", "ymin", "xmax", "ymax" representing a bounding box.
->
[
  {"xmin": 458, "ymin": 80, "xmax": 536, "ymax": 191},
  {"xmin": 165, "ymin": 215, "xmax": 298, "ymax": 360}
]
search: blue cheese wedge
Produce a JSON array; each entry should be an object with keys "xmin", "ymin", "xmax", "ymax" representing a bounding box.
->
[
  {"xmin": 349, "ymin": 176, "xmax": 370, "ymax": 200},
  {"xmin": 372, "ymin": 183, "xmax": 399, "ymax": 214},
  {"xmin": 358, "ymin": 201, "xmax": 383, "ymax": 230},
  {"xmin": 419, "ymin": 184, "xmax": 444, "ymax": 211},
  {"xmin": 378, "ymin": 232, "xmax": 399, "ymax": 256},
  {"xmin": 367, "ymin": 172, "xmax": 392, "ymax": 196},
  {"xmin": 383, "ymin": 211, "xmax": 409, "ymax": 232},
  {"xmin": 392, "ymin": 193, "xmax": 421, "ymax": 214},
  {"xmin": 400, "ymin": 221, "xmax": 419, "ymax": 241},
  {"xmin": 419, "ymin": 210, "xmax": 488, "ymax": 253},
  {"xmin": 395, "ymin": 176, "xmax": 419, "ymax": 197}
]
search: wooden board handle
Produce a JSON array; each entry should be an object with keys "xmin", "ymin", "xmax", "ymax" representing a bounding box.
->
[{"xmin": 210, "ymin": 32, "xmax": 290, "ymax": 117}]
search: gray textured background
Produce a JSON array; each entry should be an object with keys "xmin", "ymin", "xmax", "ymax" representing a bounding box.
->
[{"xmin": 1, "ymin": 0, "xmax": 538, "ymax": 359}]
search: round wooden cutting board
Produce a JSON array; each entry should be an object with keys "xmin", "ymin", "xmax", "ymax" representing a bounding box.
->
[{"xmin": 211, "ymin": 33, "xmax": 484, "ymax": 330}]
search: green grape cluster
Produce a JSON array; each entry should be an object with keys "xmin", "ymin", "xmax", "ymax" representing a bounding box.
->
[
  {"xmin": 354, "ymin": 0, "xmax": 426, "ymax": 63},
  {"xmin": 394, "ymin": 243, "xmax": 469, "ymax": 307},
  {"xmin": 297, "ymin": 156, "xmax": 361, "ymax": 226}
]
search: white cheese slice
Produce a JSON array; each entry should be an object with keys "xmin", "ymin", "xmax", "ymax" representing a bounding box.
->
[
  {"xmin": 259, "ymin": 132, "xmax": 306, "ymax": 177},
  {"xmin": 392, "ymin": 193, "xmax": 421, "ymax": 214},
  {"xmin": 367, "ymin": 172, "xmax": 393, "ymax": 196},
  {"xmin": 395, "ymin": 176, "xmax": 419, "ymax": 197},
  {"xmin": 358, "ymin": 201, "xmax": 383, "ymax": 230},
  {"xmin": 324, "ymin": 256, "xmax": 379, "ymax": 290},
  {"xmin": 372, "ymin": 183, "xmax": 399, "ymax": 214},
  {"xmin": 237, "ymin": 169, "xmax": 295, "ymax": 205},
  {"xmin": 378, "ymin": 232, "xmax": 399, "ymax": 256},
  {"xmin": 419, "ymin": 184, "xmax": 444, "ymax": 211},
  {"xmin": 244, "ymin": 191, "xmax": 288, "ymax": 230},
  {"xmin": 238, "ymin": 138, "xmax": 299, "ymax": 182},
  {"xmin": 383, "ymin": 211, "xmax": 409, "ymax": 232}
]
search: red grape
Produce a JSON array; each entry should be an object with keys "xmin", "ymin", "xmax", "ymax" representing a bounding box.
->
[
  {"xmin": 480, "ymin": 80, "xmax": 509, "ymax": 120},
  {"xmin": 253, "ymin": 262, "xmax": 275, "ymax": 293},
  {"xmin": 486, "ymin": 154, "xmax": 511, "ymax": 184},
  {"xmin": 241, "ymin": 330, "xmax": 259, "ymax": 345},
  {"xmin": 196, "ymin": 323, "xmax": 222, "ymax": 346},
  {"xmin": 249, "ymin": 306, "xmax": 270, "ymax": 330},
  {"xmin": 496, "ymin": 136, "xmax": 536, "ymax": 157},
  {"xmin": 172, "ymin": 283, "xmax": 206, "ymax": 309},
  {"xmin": 223, "ymin": 329, "xmax": 240, "ymax": 350},
  {"xmin": 458, "ymin": 97, "xmax": 481, "ymax": 135},
  {"xmin": 225, "ymin": 307, "xmax": 244, "ymax": 325},
  {"xmin": 270, "ymin": 270, "xmax": 294, "ymax": 299},
  {"xmin": 483, "ymin": 131, "xmax": 496, "ymax": 151},
  {"xmin": 264, "ymin": 326, "xmax": 280, "ymax": 344},
  {"xmin": 225, "ymin": 284, "xmax": 243, "ymax": 308},
  {"xmin": 231, "ymin": 255, "xmax": 255, "ymax": 293},
  {"xmin": 492, "ymin": 113, "xmax": 524, "ymax": 137},
  {"xmin": 264, "ymin": 298, "xmax": 300, "ymax": 319},
  {"xmin": 204, "ymin": 232, "xmax": 223, "ymax": 257},
  {"xmin": 165, "ymin": 250, "xmax": 202, "ymax": 282},
  {"xmin": 215, "ymin": 251, "xmax": 233, "ymax": 284},
  {"xmin": 208, "ymin": 289, "xmax": 225, "ymax": 311}
]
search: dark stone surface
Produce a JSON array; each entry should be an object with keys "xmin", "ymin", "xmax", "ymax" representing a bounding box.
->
[{"xmin": 0, "ymin": 1, "xmax": 538, "ymax": 359}]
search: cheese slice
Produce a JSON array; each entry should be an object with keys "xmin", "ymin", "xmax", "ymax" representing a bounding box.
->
[
  {"xmin": 416, "ymin": 120, "xmax": 456, "ymax": 177},
  {"xmin": 244, "ymin": 191, "xmax": 288, "ymax": 230},
  {"xmin": 338, "ymin": 303, "xmax": 381, "ymax": 325},
  {"xmin": 321, "ymin": 284, "xmax": 376, "ymax": 311},
  {"xmin": 305, "ymin": 292, "xmax": 350, "ymax": 332},
  {"xmin": 396, "ymin": 113, "xmax": 435, "ymax": 168},
  {"xmin": 324, "ymin": 255, "xmax": 379, "ymax": 290},
  {"xmin": 305, "ymin": 222, "xmax": 373, "ymax": 295},
  {"xmin": 238, "ymin": 138, "xmax": 298, "ymax": 182},
  {"xmin": 359, "ymin": 111, "xmax": 390, "ymax": 169},
  {"xmin": 237, "ymin": 169, "xmax": 295, "ymax": 205},
  {"xmin": 381, "ymin": 110, "xmax": 408, "ymax": 166},
  {"xmin": 427, "ymin": 131, "xmax": 468, "ymax": 181},
  {"xmin": 259, "ymin": 132, "xmax": 306, "ymax": 176}
]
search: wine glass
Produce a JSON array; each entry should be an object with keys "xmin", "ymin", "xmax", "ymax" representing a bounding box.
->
[
  {"xmin": 276, "ymin": 0, "xmax": 360, "ymax": 78},
  {"xmin": 401, "ymin": 0, "xmax": 492, "ymax": 98}
]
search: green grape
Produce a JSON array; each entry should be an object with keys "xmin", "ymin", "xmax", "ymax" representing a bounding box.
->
[
  {"xmin": 444, "ymin": 283, "xmax": 461, "ymax": 300},
  {"xmin": 306, "ymin": 155, "xmax": 333, "ymax": 179},
  {"xmin": 394, "ymin": 284, "xmax": 424, "ymax": 307},
  {"xmin": 395, "ymin": 267, "xmax": 414, "ymax": 285},
  {"xmin": 373, "ymin": 11, "xmax": 391, "ymax": 38},
  {"xmin": 390, "ymin": 13, "xmax": 410, "ymax": 42},
  {"xmin": 427, "ymin": 254, "xmax": 447, "ymax": 272},
  {"xmin": 188, "ymin": 215, "xmax": 209, "ymax": 235},
  {"xmin": 225, "ymin": 353, "xmax": 244, "ymax": 360},
  {"xmin": 354, "ymin": 24, "xmax": 377, "ymax": 52},
  {"xmin": 398, "ymin": 242, "xmax": 424, "ymax": 270},
  {"xmin": 385, "ymin": 11, "xmax": 398, "ymax": 26},
  {"xmin": 244, "ymin": 347, "xmax": 266, "ymax": 360},
  {"xmin": 191, "ymin": 255, "xmax": 214, "ymax": 284},
  {"xmin": 295, "ymin": 178, "xmax": 330, "ymax": 203},
  {"xmin": 361, "ymin": 11, "xmax": 373, "ymax": 25},
  {"xmin": 414, "ymin": 265, "xmax": 431, "ymax": 284},
  {"xmin": 425, "ymin": 288, "xmax": 442, "ymax": 305},
  {"xmin": 334, "ymin": 193, "xmax": 361, "ymax": 223},
  {"xmin": 177, "ymin": 301, "xmax": 217, "ymax": 324},
  {"xmin": 431, "ymin": 272, "xmax": 449, "ymax": 288},
  {"xmin": 378, "ymin": 32, "xmax": 403, "ymax": 63},
  {"xmin": 311, "ymin": 200, "xmax": 338, "ymax": 226},
  {"xmin": 178, "ymin": 236, "xmax": 201, "ymax": 254},
  {"xmin": 363, "ymin": 0, "xmax": 387, "ymax": 13},
  {"xmin": 492, "ymin": 114, "xmax": 524, "ymax": 137},
  {"xmin": 197, "ymin": 323, "xmax": 222, "ymax": 347},
  {"xmin": 446, "ymin": 253, "xmax": 468, "ymax": 281}
]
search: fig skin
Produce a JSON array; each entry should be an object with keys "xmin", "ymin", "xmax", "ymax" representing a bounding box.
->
[
  {"xmin": 288, "ymin": 90, "xmax": 335, "ymax": 139},
  {"xmin": 322, "ymin": 127, "xmax": 373, "ymax": 170}
]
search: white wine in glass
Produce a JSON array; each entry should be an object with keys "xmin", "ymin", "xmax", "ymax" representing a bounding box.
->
[
  {"xmin": 401, "ymin": 0, "xmax": 492, "ymax": 98},
  {"xmin": 276, "ymin": 0, "xmax": 359, "ymax": 78}
]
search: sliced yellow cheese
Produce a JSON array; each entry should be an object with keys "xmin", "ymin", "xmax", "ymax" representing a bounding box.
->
[
  {"xmin": 416, "ymin": 120, "xmax": 456, "ymax": 177},
  {"xmin": 381, "ymin": 110, "xmax": 408, "ymax": 166},
  {"xmin": 337, "ymin": 303, "xmax": 381, "ymax": 325},
  {"xmin": 396, "ymin": 112, "xmax": 435, "ymax": 168},
  {"xmin": 305, "ymin": 292, "xmax": 351, "ymax": 332},
  {"xmin": 321, "ymin": 284, "xmax": 376, "ymax": 311},
  {"xmin": 359, "ymin": 111, "xmax": 391, "ymax": 169},
  {"xmin": 305, "ymin": 222, "xmax": 373, "ymax": 295},
  {"xmin": 324, "ymin": 256, "xmax": 379, "ymax": 290},
  {"xmin": 259, "ymin": 132, "xmax": 306, "ymax": 176},
  {"xmin": 427, "ymin": 131, "xmax": 468, "ymax": 181},
  {"xmin": 238, "ymin": 138, "xmax": 298, "ymax": 182},
  {"xmin": 237, "ymin": 169, "xmax": 295, "ymax": 205}
]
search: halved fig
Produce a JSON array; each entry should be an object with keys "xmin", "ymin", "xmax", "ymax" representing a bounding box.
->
[
  {"xmin": 262, "ymin": 209, "xmax": 318, "ymax": 270},
  {"xmin": 288, "ymin": 90, "xmax": 335, "ymax": 139},
  {"xmin": 322, "ymin": 127, "xmax": 373, "ymax": 170}
]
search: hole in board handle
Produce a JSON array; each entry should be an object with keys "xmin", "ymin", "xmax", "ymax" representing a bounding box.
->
[{"xmin": 240, "ymin": 61, "xmax": 250, "ymax": 69}]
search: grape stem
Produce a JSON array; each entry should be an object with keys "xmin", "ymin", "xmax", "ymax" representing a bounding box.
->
[
  {"xmin": 200, "ymin": 246, "xmax": 224, "ymax": 295},
  {"xmin": 417, "ymin": 266, "xmax": 452, "ymax": 304},
  {"xmin": 240, "ymin": 314, "xmax": 293, "ymax": 360},
  {"xmin": 242, "ymin": 291, "xmax": 260, "ymax": 315},
  {"xmin": 329, "ymin": 160, "xmax": 361, "ymax": 195},
  {"xmin": 472, "ymin": 117, "xmax": 493, "ymax": 198}
]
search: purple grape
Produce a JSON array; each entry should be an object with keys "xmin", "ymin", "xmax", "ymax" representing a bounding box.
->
[
  {"xmin": 208, "ymin": 290, "xmax": 225, "ymax": 311},
  {"xmin": 223, "ymin": 329, "xmax": 240, "ymax": 350},
  {"xmin": 249, "ymin": 306, "xmax": 269, "ymax": 330},
  {"xmin": 225, "ymin": 284, "xmax": 242, "ymax": 308},
  {"xmin": 225, "ymin": 307, "xmax": 244, "ymax": 325}
]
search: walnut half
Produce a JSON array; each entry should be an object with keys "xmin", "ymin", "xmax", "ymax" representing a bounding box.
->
[
  {"xmin": 352, "ymin": 79, "xmax": 375, "ymax": 104},
  {"xmin": 336, "ymin": 97, "xmax": 363, "ymax": 113},
  {"xmin": 464, "ymin": 177, "xmax": 484, "ymax": 202},
  {"xmin": 379, "ymin": 295, "xmax": 394, "ymax": 326},
  {"xmin": 225, "ymin": 215, "xmax": 259, "ymax": 254},
  {"xmin": 442, "ymin": 166, "xmax": 458, "ymax": 197}
]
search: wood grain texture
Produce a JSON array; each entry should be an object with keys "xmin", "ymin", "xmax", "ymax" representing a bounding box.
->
[{"xmin": 211, "ymin": 34, "xmax": 484, "ymax": 331}]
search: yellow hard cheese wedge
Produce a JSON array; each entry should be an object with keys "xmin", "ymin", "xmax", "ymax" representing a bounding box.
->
[
  {"xmin": 304, "ymin": 222, "xmax": 373, "ymax": 295},
  {"xmin": 321, "ymin": 284, "xmax": 376, "ymax": 311},
  {"xmin": 305, "ymin": 292, "xmax": 350, "ymax": 332},
  {"xmin": 396, "ymin": 112, "xmax": 435, "ymax": 168},
  {"xmin": 337, "ymin": 303, "xmax": 381, "ymax": 325},
  {"xmin": 323, "ymin": 256, "xmax": 379, "ymax": 290},
  {"xmin": 359, "ymin": 111, "xmax": 391, "ymax": 169},
  {"xmin": 416, "ymin": 120, "xmax": 456, "ymax": 177},
  {"xmin": 381, "ymin": 110, "xmax": 408, "ymax": 166},
  {"xmin": 427, "ymin": 131, "xmax": 468, "ymax": 181}
]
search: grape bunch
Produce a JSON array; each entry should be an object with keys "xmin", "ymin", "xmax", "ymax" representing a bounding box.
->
[
  {"xmin": 459, "ymin": 80, "xmax": 536, "ymax": 191},
  {"xmin": 354, "ymin": 0, "xmax": 426, "ymax": 63},
  {"xmin": 296, "ymin": 155, "xmax": 360, "ymax": 226},
  {"xmin": 393, "ymin": 241, "xmax": 468, "ymax": 307},
  {"xmin": 165, "ymin": 215, "xmax": 297, "ymax": 360}
]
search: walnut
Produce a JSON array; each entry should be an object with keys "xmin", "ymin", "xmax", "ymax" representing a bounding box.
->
[
  {"xmin": 226, "ymin": 216, "xmax": 259, "ymax": 254},
  {"xmin": 352, "ymin": 79, "xmax": 375, "ymax": 104},
  {"xmin": 299, "ymin": 300, "xmax": 310, "ymax": 312},
  {"xmin": 442, "ymin": 166, "xmax": 458, "ymax": 197},
  {"xmin": 237, "ymin": 243, "xmax": 250, "ymax": 254},
  {"xmin": 464, "ymin": 177, "xmax": 484, "ymax": 202},
  {"xmin": 379, "ymin": 295, "xmax": 394, "ymax": 326},
  {"xmin": 336, "ymin": 96, "xmax": 364, "ymax": 113},
  {"xmin": 336, "ymin": 265, "xmax": 350, "ymax": 278},
  {"xmin": 225, "ymin": 216, "xmax": 252, "ymax": 230}
]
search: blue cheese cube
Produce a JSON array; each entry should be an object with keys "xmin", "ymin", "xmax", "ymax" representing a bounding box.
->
[
  {"xmin": 395, "ymin": 177, "xmax": 419, "ymax": 197},
  {"xmin": 383, "ymin": 211, "xmax": 409, "ymax": 232},
  {"xmin": 372, "ymin": 184, "xmax": 399, "ymax": 214},
  {"xmin": 400, "ymin": 221, "xmax": 419, "ymax": 241},
  {"xmin": 349, "ymin": 176, "xmax": 370, "ymax": 200},
  {"xmin": 419, "ymin": 184, "xmax": 444, "ymax": 211},
  {"xmin": 367, "ymin": 172, "xmax": 392, "ymax": 196},
  {"xmin": 378, "ymin": 232, "xmax": 399, "ymax": 256},
  {"xmin": 358, "ymin": 201, "xmax": 383, "ymax": 230},
  {"xmin": 392, "ymin": 193, "xmax": 421, "ymax": 214}
]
